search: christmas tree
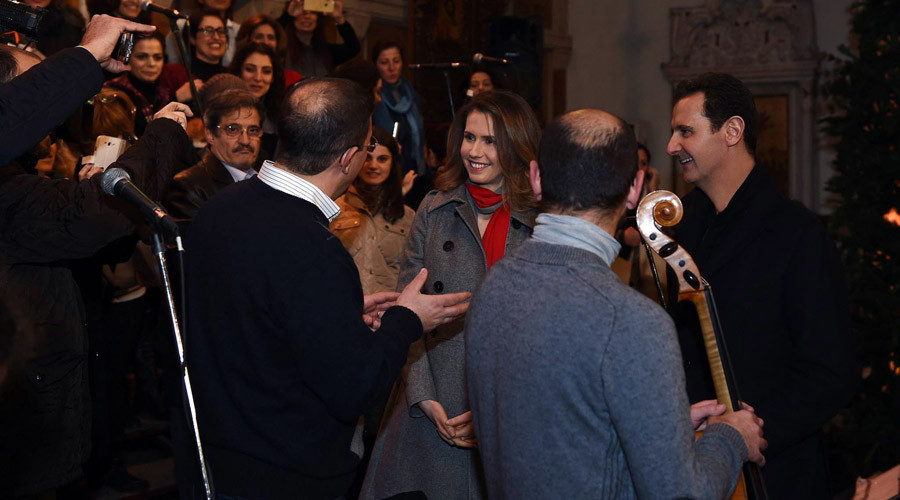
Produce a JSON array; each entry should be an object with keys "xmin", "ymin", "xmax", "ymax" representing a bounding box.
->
[{"xmin": 821, "ymin": 0, "xmax": 900, "ymax": 487}]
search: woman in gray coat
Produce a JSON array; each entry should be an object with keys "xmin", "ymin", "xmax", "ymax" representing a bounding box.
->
[{"xmin": 361, "ymin": 91, "xmax": 542, "ymax": 499}]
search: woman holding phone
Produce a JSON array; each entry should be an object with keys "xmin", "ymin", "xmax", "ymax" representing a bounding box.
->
[
  {"xmin": 279, "ymin": 0, "xmax": 360, "ymax": 77},
  {"xmin": 360, "ymin": 91, "xmax": 541, "ymax": 500}
]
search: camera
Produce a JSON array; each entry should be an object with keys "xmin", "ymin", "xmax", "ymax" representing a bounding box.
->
[{"xmin": 112, "ymin": 32, "xmax": 134, "ymax": 64}]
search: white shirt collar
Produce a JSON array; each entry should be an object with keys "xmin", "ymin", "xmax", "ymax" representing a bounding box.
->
[
  {"xmin": 222, "ymin": 162, "xmax": 257, "ymax": 183},
  {"xmin": 257, "ymin": 160, "xmax": 341, "ymax": 221}
]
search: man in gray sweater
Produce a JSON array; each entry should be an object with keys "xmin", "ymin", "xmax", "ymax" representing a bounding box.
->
[{"xmin": 465, "ymin": 109, "xmax": 766, "ymax": 499}]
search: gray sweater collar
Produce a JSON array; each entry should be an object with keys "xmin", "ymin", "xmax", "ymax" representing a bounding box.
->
[{"xmin": 531, "ymin": 213, "xmax": 621, "ymax": 267}]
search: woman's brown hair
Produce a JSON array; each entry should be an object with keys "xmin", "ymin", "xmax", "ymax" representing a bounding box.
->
[
  {"xmin": 92, "ymin": 88, "xmax": 136, "ymax": 139},
  {"xmin": 434, "ymin": 90, "xmax": 540, "ymax": 212},
  {"xmin": 236, "ymin": 15, "xmax": 287, "ymax": 63}
]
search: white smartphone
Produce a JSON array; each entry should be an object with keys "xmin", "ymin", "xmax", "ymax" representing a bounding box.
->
[{"xmin": 89, "ymin": 135, "xmax": 128, "ymax": 171}]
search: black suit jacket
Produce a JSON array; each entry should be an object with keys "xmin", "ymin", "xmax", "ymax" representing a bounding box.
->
[
  {"xmin": 0, "ymin": 48, "xmax": 100, "ymax": 165},
  {"xmin": 670, "ymin": 165, "xmax": 857, "ymax": 499},
  {"xmin": 163, "ymin": 151, "xmax": 234, "ymax": 222}
]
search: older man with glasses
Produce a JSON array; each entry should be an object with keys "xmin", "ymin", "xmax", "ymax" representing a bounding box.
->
[{"xmin": 164, "ymin": 88, "xmax": 264, "ymax": 225}]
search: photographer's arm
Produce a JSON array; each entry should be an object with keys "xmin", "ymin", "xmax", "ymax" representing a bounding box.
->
[{"xmin": 0, "ymin": 15, "xmax": 155, "ymax": 165}]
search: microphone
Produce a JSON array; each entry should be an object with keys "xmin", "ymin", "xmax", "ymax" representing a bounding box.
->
[
  {"xmin": 473, "ymin": 53, "xmax": 509, "ymax": 64},
  {"xmin": 408, "ymin": 62, "xmax": 464, "ymax": 70},
  {"xmin": 139, "ymin": 0, "xmax": 187, "ymax": 19},
  {"xmin": 100, "ymin": 167, "xmax": 179, "ymax": 235}
]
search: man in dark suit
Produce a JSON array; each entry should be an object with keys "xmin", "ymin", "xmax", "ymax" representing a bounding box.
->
[
  {"xmin": 164, "ymin": 88, "xmax": 264, "ymax": 222},
  {"xmin": 666, "ymin": 72, "xmax": 857, "ymax": 499},
  {"xmin": 184, "ymin": 77, "xmax": 471, "ymax": 499}
]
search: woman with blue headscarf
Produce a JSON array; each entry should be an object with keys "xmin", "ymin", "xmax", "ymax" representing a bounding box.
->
[{"xmin": 372, "ymin": 42, "xmax": 426, "ymax": 183}]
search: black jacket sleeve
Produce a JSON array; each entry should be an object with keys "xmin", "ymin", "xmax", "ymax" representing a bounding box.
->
[
  {"xmin": 328, "ymin": 22, "xmax": 361, "ymax": 68},
  {"xmin": 0, "ymin": 47, "xmax": 103, "ymax": 166},
  {"xmin": 0, "ymin": 118, "xmax": 192, "ymax": 265}
]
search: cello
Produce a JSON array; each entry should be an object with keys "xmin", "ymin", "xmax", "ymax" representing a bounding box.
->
[{"xmin": 635, "ymin": 190, "xmax": 768, "ymax": 500}]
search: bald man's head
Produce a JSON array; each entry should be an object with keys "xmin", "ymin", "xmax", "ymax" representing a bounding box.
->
[
  {"xmin": 276, "ymin": 77, "xmax": 373, "ymax": 175},
  {"xmin": 537, "ymin": 109, "xmax": 638, "ymax": 215},
  {"xmin": 0, "ymin": 45, "xmax": 42, "ymax": 83}
]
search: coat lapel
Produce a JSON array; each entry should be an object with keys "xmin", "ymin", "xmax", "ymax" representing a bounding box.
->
[
  {"xmin": 428, "ymin": 184, "xmax": 536, "ymax": 269},
  {"xmin": 203, "ymin": 152, "xmax": 236, "ymax": 188}
]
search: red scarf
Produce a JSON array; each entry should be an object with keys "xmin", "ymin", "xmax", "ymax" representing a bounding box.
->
[{"xmin": 466, "ymin": 183, "xmax": 511, "ymax": 268}]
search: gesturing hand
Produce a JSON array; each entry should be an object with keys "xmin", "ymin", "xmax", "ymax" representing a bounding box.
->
[
  {"xmin": 401, "ymin": 170, "xmax": 417, "ymax": 196},
  {"xmin": 396, "ymin": 268, "xmax": 470, "ymax": 332},
  {"xmin": 362, "ymin": 291, "xmax": 400, "ymax": 329}
]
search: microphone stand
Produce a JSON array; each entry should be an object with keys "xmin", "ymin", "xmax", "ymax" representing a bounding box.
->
[
  {"xmin": 150, "ymin": 232, "xmax": 215, "ymax": 500},
  {"xmin": 169, "ymin": 16, "xmax": 204, "ymax": 118},
  {"xmin": 441, "ymin": 69, "xmax": 455, "ymax": 121}
]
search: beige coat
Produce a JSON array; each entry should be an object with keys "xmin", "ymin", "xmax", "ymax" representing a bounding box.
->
[{"xmin": 330, "ymin": 188, "xmax": 415, "ymax": 294}]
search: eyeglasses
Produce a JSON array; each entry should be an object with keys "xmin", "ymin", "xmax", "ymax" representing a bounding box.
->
[
  {"xmin": 360, "ymin": 135, "xmax": 377, "ymax": 153},
  {"xmin": 88, "ymin": 93, "xmax": 137, "ymax": 115},
  {"xmin": 197, "ymin": 26, "xmax": 227, "ymax": 37},
  {"xmin": 217, "ymin": 123, "xmax": 263, "ymax": 138}
]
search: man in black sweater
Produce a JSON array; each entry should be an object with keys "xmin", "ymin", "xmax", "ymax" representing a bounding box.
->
[{"xmin": 184, "ymin": 77, "xmax": 470, "ymax": 499}]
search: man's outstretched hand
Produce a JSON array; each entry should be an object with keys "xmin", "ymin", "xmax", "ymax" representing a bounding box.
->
[{"xmin": 396, "ymin": 268, "xmax": 470, "ymax": 332}]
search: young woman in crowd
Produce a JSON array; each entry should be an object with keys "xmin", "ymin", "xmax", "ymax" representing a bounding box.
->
[
  {"xmin": 165, "ymin": 0, "xmax": 238, "ymax": 67},
  {"xmin": 372, "ymin": 41, "xmax": 425, "ymax": 176},
  {"xmin": 229, "ymin": 43, "xmax": 283, "ymax": 159},
  {"xmin": 110, "ymin": 0, "xmax": 149, "ymax": 22},
  {"xmin": 279, "ymin": 0, "xmax": 360, "ymax": 77},
  {"xmin": 104, "ymin": 32, "xmax": 172, "ymax": 137},
  {"xmin": 236, "ymin": 14, "xmax": 302, "ymax": 86},
  {"xmin": 468, "ymin": 67, "xmax": 495, "ymax": 97},
  {"xmin": 330, "ymin": 127, "xmax": 414, "ymax": 294},
  {"xmin": 361, "ymin": 90, "xmax": 541, "ymax": 500},
  {"xmin": 161, "ymin": 10, "xmax": 229, "ymax": 105}
]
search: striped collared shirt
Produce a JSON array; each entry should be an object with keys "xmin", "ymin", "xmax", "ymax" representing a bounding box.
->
[{"xmin": 257, "ymin": 160, "xmax": 341, "ymax": 221}]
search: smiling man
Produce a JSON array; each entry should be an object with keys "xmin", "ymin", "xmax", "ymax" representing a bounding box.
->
[
  {"xmin": 164, "ymin": 88, "xmax": 263, "ymax": 223},
  {"xmin": 666, "ymin": 73, "xmax": 856, "ymax": 499}
]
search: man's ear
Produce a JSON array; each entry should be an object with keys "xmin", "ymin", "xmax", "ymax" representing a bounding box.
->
[
  {"xmin": 723, "ymin": 115, "xmax": 745, "ymax": 148},
  {"xmin": 339, "ymin": 147, "xmax": 358, "ymax": 175},
  {"xmin": 203, "ymin": 127, "xmax": 215, "ymax": 147},
  {"xmin": 625, "ymin": 169, "xmax": 645, "ymax": 210},
  {"xmin": 529, "ymin": 160, "xmax": 542, "ymax": 201}
]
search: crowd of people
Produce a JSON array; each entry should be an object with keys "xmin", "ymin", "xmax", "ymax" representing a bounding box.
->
[{"xmin": 0, "ymin": 5, "xmax": 857, "ymax": 500}]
